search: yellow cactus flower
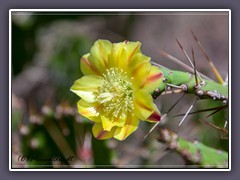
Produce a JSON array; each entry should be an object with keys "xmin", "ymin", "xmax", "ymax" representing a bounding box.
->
[{"xmin": 71, "ymin": 40, "xmax": 163, "ymax": 141}]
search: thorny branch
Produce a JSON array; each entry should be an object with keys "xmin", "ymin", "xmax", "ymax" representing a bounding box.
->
[{"xmin": 158, "ymin": 127, "xmax": 228, "ymax": 168}]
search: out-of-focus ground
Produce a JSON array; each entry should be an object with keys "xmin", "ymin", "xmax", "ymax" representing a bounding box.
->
[{"xmin": 11, "ymin": 11, "xmax": 229, "ymax": 168}]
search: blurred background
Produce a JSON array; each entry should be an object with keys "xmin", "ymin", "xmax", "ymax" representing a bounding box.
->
[{"xmin": 11, "ymin": 11, "xmax": 229, "ymax": 168}]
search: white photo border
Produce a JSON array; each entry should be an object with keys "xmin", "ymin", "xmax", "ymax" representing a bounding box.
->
[{"xmin": 9, "ymin": 9, "xmax": 231, "ymax": 171}]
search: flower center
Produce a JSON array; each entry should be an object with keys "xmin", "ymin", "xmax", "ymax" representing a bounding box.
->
[{"xmin": 96, "ymin": 68, "xmax": 134, "ymax": 119}]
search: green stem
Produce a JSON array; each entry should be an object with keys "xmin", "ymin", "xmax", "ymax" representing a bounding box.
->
[{"xmin": 153, "ymin": 67, "xmax": 228, "ymax": 103}]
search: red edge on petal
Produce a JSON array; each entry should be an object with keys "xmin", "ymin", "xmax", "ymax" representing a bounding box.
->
[
  {"xmin": 96, "ymin": 130, "xmax": 107, "ymax": 139},
  {"xmin": 147, "ymin": 72, "xmax": 163, "ymax": 82},
  {"xmin": 147, "ymin": 111, "xmax": 161, "ymax": 122},
  {"xmin": 132, "ymin": 61, "xmax": 147, "ymax": 77},
  {"xmin": 82, "ymin": 57, "xmax": 101, "ymax": 75},
  {"xmin": 128, "ymin": 43, "xmax": 141, "ymax": 62},
  {"xmin": 135, "ymin": 99, "xmax": 153, "ymax": 112}
]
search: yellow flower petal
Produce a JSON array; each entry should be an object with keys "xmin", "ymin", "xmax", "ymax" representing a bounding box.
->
[
  {"xmin": 88, "ymin": 40, "xmax": 112, "ymax": 74},
  {"xmin": 108, "ymin": 42, "xmax": 125, "ymax": 69},
  {"xmin": 108, "ymin": 41, "xmax": 141, "ymax": 70},
  {"xmin": 124, "ymin": 41, "xmax": 141, "ymax": 62},
  {"xmin": 115, "ymin": 46, "xmax": 128, "ymax": 70},
  {"xmin": 118, "ymin": 41, "xmax": 142, "ymax": 70},
  {"xmin": 70, "ymin": 75, "xmax": 102, "ymax": 103},
  {"xmin": 142, "ymin": 66, "xmax": 163, "ymax": 93},
  {"xmin": 128, "ymin": 53, "xmax": 151, "ymax": 89},
  {"xmin": 101, "ymin": 115, "xmax": 126, "ymax": 131},
  {"xmin": 133, "ymin": 89, "xmax": 155, "ymax": 120},
  {"xmin": 80, "ymin": 54, "xmax": 101, "ymax": 76},
  {"xmin": 114, "ymin": 114, "xmax": 139, "ymax": 141},
  {"xmin": 92, "ymin": 123, "xmax": 115, "ymax": 140},
  {"xmin": 77, "ymin": 100, "xmax": 101, "ymax": 122}
]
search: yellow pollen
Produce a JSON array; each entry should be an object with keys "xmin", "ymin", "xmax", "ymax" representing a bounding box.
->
[{"xmin": 96, "ymin": 68, "xmax": 134, "ymax": 118}]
